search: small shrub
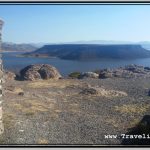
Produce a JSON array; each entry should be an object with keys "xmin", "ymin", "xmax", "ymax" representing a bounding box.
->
[
  {"xmin": 94, "ymin": 69, "xmax": 101, "ymax": 74},
  {"xmin": 68, "ymin": 72, "xmax": 81, "ymax": 79}
]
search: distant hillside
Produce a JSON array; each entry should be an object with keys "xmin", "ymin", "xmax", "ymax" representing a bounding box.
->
[
  {"xmin": 2, "ymin": 42, "xmax": 37, "ymax": 52},
  {"xmin": 24, "ymin": 44, "xmax": 150, "ymax": 60}
]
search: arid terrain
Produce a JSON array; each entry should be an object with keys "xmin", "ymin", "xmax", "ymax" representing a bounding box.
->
[{"xmin": 0, "ymin": 74, "xmax": 150, "ymax": 145}]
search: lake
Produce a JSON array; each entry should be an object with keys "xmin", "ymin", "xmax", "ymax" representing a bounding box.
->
[{"xmin": 2, "ymin": 52, "xmax": 150, "ymax": 76}]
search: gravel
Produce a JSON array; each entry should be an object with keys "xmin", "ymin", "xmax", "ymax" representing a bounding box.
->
[{"xmin": 0, "ymin": 77, "xmax": 150, "ymax": 145}]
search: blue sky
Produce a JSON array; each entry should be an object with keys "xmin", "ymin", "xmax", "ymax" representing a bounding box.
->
[{"xmin": 0, "ymin": 5, "xmax": 150, "ymax": 43}]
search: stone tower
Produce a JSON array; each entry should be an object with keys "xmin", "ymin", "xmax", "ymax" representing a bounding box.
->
[{"xmin": 0, "ymin": 19, "xmax": 4, "ymax": 134}]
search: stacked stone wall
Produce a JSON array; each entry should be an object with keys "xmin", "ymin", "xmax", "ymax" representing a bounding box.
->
[{"xmin": 0, "ymin": 19, "xmax": 4, "ymax": 134}]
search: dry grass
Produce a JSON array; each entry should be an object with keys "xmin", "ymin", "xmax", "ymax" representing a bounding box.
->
[
  {"xmin": 37, "ymin": 139, "xmax": 49, "ymax": 144},
  {"xmin": 13, "ymin": 99, "xmax": 55, "ymax": 116},
  {"xmin": 3, "ymin": 113, "xmax": 16, "ymax": 129},
  {"xmin": 105, "ymin": 117, "xmax": 140, "ymax": 129},
  {"xmin": 13, "ymin": 88, "xmax": 24, "ymax": 93},
  {"xmin": 105, "ymin": 118, "xmax": 121, "ymax": 128},
  {"xmin": 126, "ymin": 118, "xmax": 140, "ymax": 128},
  {"xmin": 5, "ymin": 87, "xmax": 24, "ymax": 94},
  {"xmin": 114, "ymin": 104, "xmax": 150, "ymax": 114},
  {"xmin": 54, "ymin": 109, "xmax": 62, "ymax": 113},
  {"xmin": 68, "ymin": 103, "xmax": 80, "ymax": 113},
  {"xmin": 26, "ymin": 79, "xmax": 127, "ymax": 98},
  {"xmin": 26, "ymin": 79, "xmax": 81, "ymax": 89}
]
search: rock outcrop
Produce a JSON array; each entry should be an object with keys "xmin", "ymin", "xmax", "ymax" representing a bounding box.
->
[
  {"xmin": 99, "ymin": 64, "xmax": 150, "ymax": 79},
  {"xmin": 99, "ymin": 69, "xmax": 113, "ymax": 79},
  {"xmin": 20, "ymin": 64, "xmax": 61, "ymax": 81},
  {"xmin": 79, "ymin": 72, "xmax": 99, "ymax": 79}
]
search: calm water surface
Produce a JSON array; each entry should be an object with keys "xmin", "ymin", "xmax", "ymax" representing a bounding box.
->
[{"xmin": 2, "ymin": 52, "xmax": 150, "ymax": 76}]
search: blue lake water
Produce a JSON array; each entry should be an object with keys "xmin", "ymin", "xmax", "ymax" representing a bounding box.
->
[{"xmin": 2, "ymin": 52, "xmax": 150, "ymax": 76}]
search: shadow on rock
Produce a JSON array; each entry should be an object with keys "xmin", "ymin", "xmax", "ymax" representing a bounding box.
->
[
  {"xmin": 15, "ymin": 74, "xmax": 24, "ymax": 81},
  {"xmin": 121, "ymin": 115, "xmax": 150, "ymax": 145}
]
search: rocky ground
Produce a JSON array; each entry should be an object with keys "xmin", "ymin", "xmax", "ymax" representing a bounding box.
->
[
  {"xmin": 0, "ymin": 76, "xmax": 150, "ymax": 145},
  {"xmin": 0, "ymin": 64, "xmax": 150, "ymax": 145}
]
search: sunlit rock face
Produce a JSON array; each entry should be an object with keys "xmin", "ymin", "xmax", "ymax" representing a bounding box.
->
[
  {"xmin": 20, "ymin": 64, "xmax": 62, "ymax": 81},
  {"xmin": 0, "ymin": 19, "xmax": 4, "ymax": 134}
]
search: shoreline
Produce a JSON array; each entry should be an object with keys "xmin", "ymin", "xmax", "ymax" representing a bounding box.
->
[
  {"xmin": 2, "ymin": 51, "xmax": 34, "ymax": 53},
  {"xmin": 16, "ymin": 54, "xmax": 57, "ymax": 58}
]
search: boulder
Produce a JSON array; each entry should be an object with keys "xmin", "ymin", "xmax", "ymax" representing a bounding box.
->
[
  {"xmin": 20, "ymin": 64, "xmax": 61, "ymax": 81},
  {"xmin": 79, "ymin": 72, "xmax": 99, "ymax": 79},
  {"xmin": 113, "ymin": 70, "xmax": 123, "ymax": 78},
  {"xmin": 125, "ymin": 64, "xmax": 145, "ymax": 74},
  {"xmin": 99, "ymin": 69, "xmax": 113, "ymax": 79},
  {"xmin": 113, "ymin": 69, "xmax": 135, "ymax": 78},
  {"xmin": 121, "ymin": 115, "xmax": 150, "ymax": 145},
  {"xmin": 119, "ymin": 70, "xmax": 135, "ymax": 78},
  {"xmin": 148, "ymin": 90, "xmax": 150, "ymax": 96}
]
